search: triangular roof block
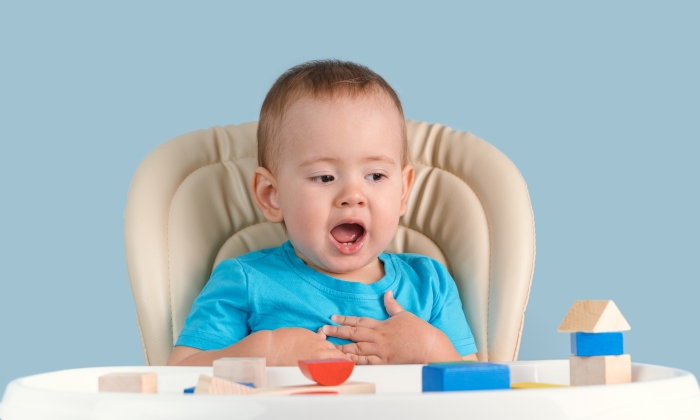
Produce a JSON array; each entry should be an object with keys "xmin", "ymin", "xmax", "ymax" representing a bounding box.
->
[{"xmin": 558, "ymin": 300, "xmax": 631, "ymax": 332}]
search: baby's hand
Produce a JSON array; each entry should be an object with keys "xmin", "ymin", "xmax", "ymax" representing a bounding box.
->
[
  {"xmin": 323, "ymin": 291, "xmax": 461, "ymax": 364},
  {"xmin": 268, "ymin": 327, "xmax": 349, "ymax": 366}
]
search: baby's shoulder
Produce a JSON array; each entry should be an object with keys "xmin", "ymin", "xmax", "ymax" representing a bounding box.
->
[{"xmin": 216, "ymin": 244, "xmax": 286, "ymax": 271}]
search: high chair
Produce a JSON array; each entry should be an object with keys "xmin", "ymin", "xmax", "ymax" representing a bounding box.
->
[{"xmin": 124, "ymin": 120, "xmax": 536, "ymax": 366}]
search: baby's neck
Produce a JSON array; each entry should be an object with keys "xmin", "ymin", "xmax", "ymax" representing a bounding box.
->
[
  {"xmin": 327, "ymin": 259, "xmax": 385, "ymax": 284},
  {"xmin": 295, "ymin": 251, "xmax": 385, "ymax": 284}
]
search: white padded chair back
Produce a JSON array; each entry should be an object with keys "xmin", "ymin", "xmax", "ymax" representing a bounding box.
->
[{"xmin": 124, "ymin": 121, "xmax": 535, "ymax": 366}]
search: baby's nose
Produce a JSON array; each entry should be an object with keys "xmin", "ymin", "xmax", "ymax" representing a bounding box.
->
[{"xmin": 337, "ymin": 185, "xmax": 366, "ymax": 207}]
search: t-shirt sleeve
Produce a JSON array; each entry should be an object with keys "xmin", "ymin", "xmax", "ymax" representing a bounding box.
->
[
  {"xmin": 428, "ymin": 260, "xmax": 478, "ymax": 356},
  {"xmin": 174, "ymin": 259, "xmax": 250, "ymax": 350}
]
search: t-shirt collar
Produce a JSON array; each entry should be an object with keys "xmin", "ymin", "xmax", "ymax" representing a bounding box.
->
[{"xmin": 281, "ymin": 240, "xmax": 396, "ymax": 296}]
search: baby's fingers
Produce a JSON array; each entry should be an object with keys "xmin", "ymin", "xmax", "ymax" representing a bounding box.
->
[
  {"xmin": 322, "ymin": 348, "xmax": 351, "ymax": 360},
  {"xmin": 323, "ymin": 325, "xmax": 375, "ymax": 342},
  {"xmin": 331, "ymin": 314, "xmax": 379, "ymax": 329},
  {"xmin": 348, "ymin": 354, "xmax": 384, "ymax": 365},
  {"xmin": 336, "ymin": 341, "xmax": 379, "ymax": 357}
]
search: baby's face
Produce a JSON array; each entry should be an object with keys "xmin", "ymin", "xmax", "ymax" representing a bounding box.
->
[{"xmin": 274, "ymin": 93, "xmax": 413, "ymax": 279}]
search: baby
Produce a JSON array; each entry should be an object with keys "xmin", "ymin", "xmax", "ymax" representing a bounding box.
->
[{"xmin": 167, "ymin": 60, "xmax": 477, "ymax": 366}]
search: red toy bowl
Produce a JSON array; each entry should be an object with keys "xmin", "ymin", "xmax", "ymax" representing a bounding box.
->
[{"xmin": 298, "ymin": 359, "xmax": 355, "ymax": 386}]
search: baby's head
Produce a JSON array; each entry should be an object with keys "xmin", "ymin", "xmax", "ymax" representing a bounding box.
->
[{"xmin": 252, "ymin": 60, "xmax": 414, "ymax": 282}]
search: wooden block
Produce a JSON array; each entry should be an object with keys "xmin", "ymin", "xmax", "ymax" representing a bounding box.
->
[
  {"xmin": 422, "ymin": 362, "xmax": 510, "ymax": 392},
  {"xmin": 511, "ymin": 382, "xmax": 568, "ymax": 389},
  {"xmin": 569, "ymin": 355, "xmax": 632, "ymax": 386},
  {"xmin": 194, "ymin": 375, "xmax": 212, "ymax": 394},
  {"xmin": 558, "ymin": 300, "xmax": 630, "ymax": 332},
  {"xmin": 194, "ymin": 375, "xmax": 256, "ymax": 395},
  {"xmin": 211, "ymin": 377, "xmax": 256, "ymax": 394},
  {"xmin": 98, "ymin": 372, "xmax": 157, "ymax": 393},
  {"xmin": 213, "ymin": 357, "xmax": 266, "ymax": 388},
  {"xmin": 571, "ymin": 332, "xmax": 624, "ymax": 356},
  {"xmin": 194, "ymin": 376, "xmax": 373, "ymax": 396},
  {"xmin": 298, "ymin": 359, "xmax": 355, "ymax": 386},
  {"xmin": 255, "ymin": 381, "xmax": 375, "ymax": 396}
]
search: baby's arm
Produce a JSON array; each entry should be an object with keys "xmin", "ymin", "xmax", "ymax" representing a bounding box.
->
[
  {"xmin": 167, "ymin": 327, "xmax": 348, "ymax": 366},
  {"xmin": 323, "ymin": 291, "xmax": 472, "ymax": 364}
]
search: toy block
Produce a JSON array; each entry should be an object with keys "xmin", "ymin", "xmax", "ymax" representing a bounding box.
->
[
  {"xmin": 422, "ymin": 362, "xmax": 510, "ymax": 392},
  {"xmin": 571, "ymin": 332, "xmax": 624, "ymax": 356},
  {"xmin": 511, "ymin": 382, "xmax": 568, "ymax": 389},
  {"xmin": 213, "ymin": 357, "xmax": 266, "ymax": 388},
  {"xmin": 194, "ymin": 375, "xmax": 212, "ymax": 394},
  {"xmin": 194, "ymin": 375, "xmax": 256, "ymax": 395},
  {"xmin": 183, "ymin": 386, "xmax": 195, "ymax": 394},
  {"xmin": 569, "ymin": 354, "xmax": 632, "ymax": 386},
  {"xmin": 98, "ymin": 372, "xmax": 157, "ymax": 393},
  {"xmin": 194, "ymin": 374, "xmax": 373, "ymax": 396},
  {"xmin": 195, "ymin": 376, "xmax": 374, "ymax": 396},
  {"xmin": 298, "ymin": 359, "xmax": 355, "ymax": 386},
  {"xmin": 255, "ymin": 381, "xmax": 375, "ymax": 396},
  {"xmin": 558, "ymin": 300, "xmax": 630, "ymax": 333}
]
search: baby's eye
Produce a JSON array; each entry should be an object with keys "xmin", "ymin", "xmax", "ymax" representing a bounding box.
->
[
  {"xmin": 311, "ymin": 175, "xmax": 335, "ymax": 183},
  {"xmin": 365, "ymin": 173, "xmax": 385, "ymax": 182}
]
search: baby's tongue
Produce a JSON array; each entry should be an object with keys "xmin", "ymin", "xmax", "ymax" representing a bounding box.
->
[{"xmin": 330, "ymin": 223, "xmax": 363, "ymax": 243}]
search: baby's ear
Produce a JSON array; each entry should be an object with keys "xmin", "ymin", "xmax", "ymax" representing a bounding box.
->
[
  {"xmin": 251, "ymin": 167, "xmax": 284, "ymax": 223},
  {"xmin": 399, "ymin": 164, "xmax": 415, "ymax": 216}
]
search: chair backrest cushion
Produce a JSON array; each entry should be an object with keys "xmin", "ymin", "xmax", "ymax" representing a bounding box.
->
[{"xmin": 124, "ymin": 121, "xmax": 535, "ymax": 365}]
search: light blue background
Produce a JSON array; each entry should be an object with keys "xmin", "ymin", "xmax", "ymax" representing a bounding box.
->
[{"xmin": 1, "ymin": 1, "xmax": 698, "ymax": 392}]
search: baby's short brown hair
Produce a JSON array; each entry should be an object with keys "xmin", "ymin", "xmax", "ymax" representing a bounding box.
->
[{"xmin": 257, "ymin": 59, "xmax": 407, "ymax": 173}]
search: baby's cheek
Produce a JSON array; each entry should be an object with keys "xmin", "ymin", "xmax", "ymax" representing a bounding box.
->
[
  {"xmin": 375, "ymin": 200, "xmax": 403, "ymax": 226},
  {"xmin": 286, "ymin": 206, "xmax": 321, "ymax": 239}
]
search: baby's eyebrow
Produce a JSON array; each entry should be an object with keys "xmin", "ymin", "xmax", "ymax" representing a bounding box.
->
[
  {"xmin": 299, "ymin": 155, "xmax": 395, "ymax": 167},
  {"xmin": 362, "ymin": 155, "xmax": 396, "ymax": 165}
]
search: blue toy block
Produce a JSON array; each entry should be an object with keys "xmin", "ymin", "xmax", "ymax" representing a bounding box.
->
[
  {"xmin": 183, "ymin": 386, "xmax": 196, "ymax": 394},
  {"xmin": 571, "ymin": 332, "xmax": 624, "ymax": 356},
  {"xmin": 422, "ymin": 362, "xmax": 510, "ymax": 392}
]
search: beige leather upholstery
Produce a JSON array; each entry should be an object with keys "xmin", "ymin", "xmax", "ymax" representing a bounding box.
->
[{"xmin": 124, "ymin": 121, "xmax": 535, "ymax": 366}]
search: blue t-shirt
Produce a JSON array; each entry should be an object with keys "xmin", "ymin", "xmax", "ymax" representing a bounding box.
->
[{"xmin": 176, "ymin": 241, "xmax": 477, "ymax": 356}]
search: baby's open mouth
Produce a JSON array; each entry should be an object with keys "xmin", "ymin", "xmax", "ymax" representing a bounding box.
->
[{"xmin": 330, "ymin": 223, "xmax": 365, "ymax": 245}]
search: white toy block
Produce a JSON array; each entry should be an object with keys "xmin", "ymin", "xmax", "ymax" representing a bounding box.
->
[
  {"xmin": 569, "ymin": 354, "xmax": 632, "ymax": 386},
  {"xmin": 213, "ymin": 357, "xmax": 266, "ymax": 388},
  {"xmin": 98, "ymin": 372, "xmax": 157, "ymax": 393}
]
